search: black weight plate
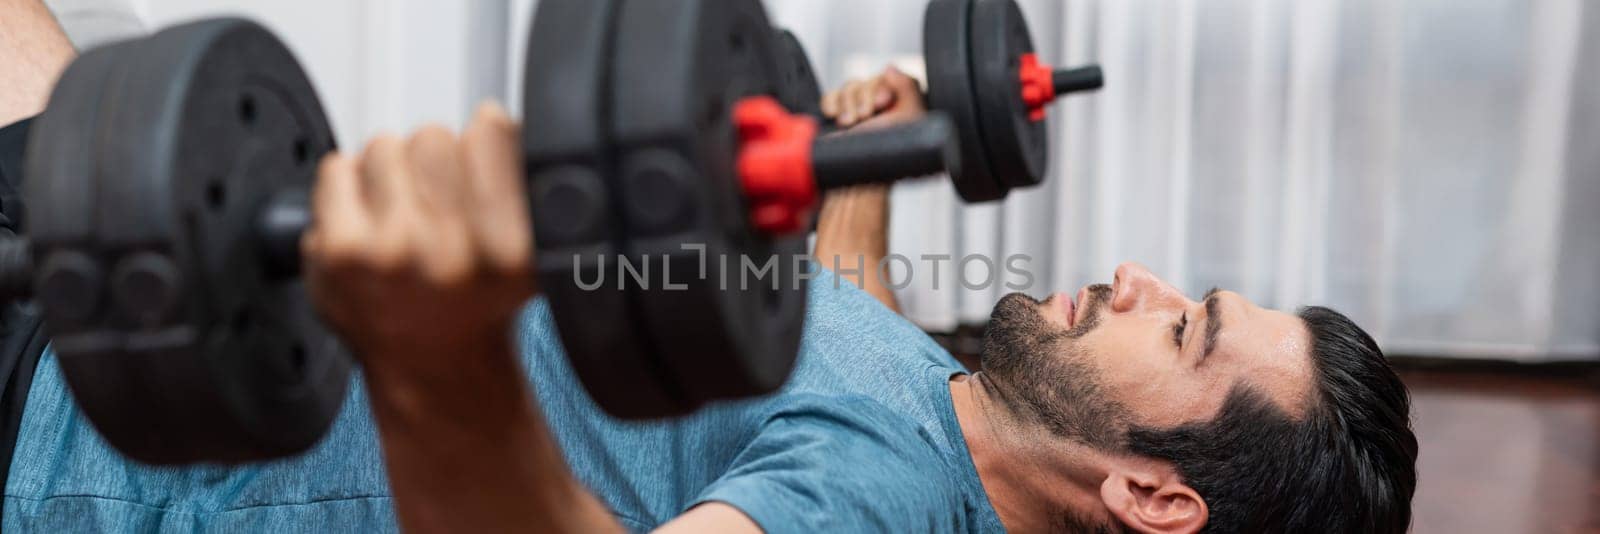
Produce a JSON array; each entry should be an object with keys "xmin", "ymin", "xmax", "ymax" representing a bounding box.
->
[
  {"xmin": 523, "ymin": 0, "xmax": 690, "ymax": 418},
  {"xmin": 25, "ymin": 45, "xmax": 121, "ymax": 247},
  {"xmin": 766, "ymin": 30, "xmax": 832, "ymax": 232},
  {"xmin": 28, "ymin": 18, "xmax": 350, "ymax": 464},
  {"xmin": 924, "ymin": 0, "xmax": 1006, "ymax": 202},
  {"xmin": 611, "ymin": 0, "xmax": 806, "ymax": 408},
  {"xmin": 24, "ymin": 39, "xmax": 126, "ymax": 330},
  {"xmin": 770, "ymin": 29, "xmax": 826, "ymax": 122},
  {"xmin": 970, "ymin": 0, "xmax": 1048, "ymax": 190}
]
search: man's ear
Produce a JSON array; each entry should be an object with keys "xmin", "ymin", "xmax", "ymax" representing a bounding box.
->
[{"xmin": 1098, "ymin": 466, "xmax": 1207, "ymax": 534}]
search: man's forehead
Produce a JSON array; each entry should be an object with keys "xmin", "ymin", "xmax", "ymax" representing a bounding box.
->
[{"xmin": 1215, "ymin": 306, "xmax": 1315, "ymax": 416}]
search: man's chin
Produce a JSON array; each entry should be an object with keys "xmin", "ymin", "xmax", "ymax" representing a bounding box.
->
[
  {"xmin": 993, "ymin": 292, "xmax": 1042, "ymax": 312},
  {"xmin": 981, "ymin": 293, "xmax": 1055, "ymax": 373},
  {"xmin": 987, "ymin": 285, "xmax": 1111, "ymax": 344},
  {"xmin": 989, "ymin": 293, "xmax": 1046, "ymax": 329}
]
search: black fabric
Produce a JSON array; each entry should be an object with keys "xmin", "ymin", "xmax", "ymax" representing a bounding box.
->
[
  {"xmin": 0, "ymin": 118, "xmax": 47, "ymax": 516},
  {"xmin": 0, "ymin": 118, "xmax": 28, "ymax": 232},
  {"xmin": 0, "ymin": 289, "xmax": 44, "ymax": 500}
]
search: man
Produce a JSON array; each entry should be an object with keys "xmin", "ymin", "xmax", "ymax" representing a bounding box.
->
[{"xmin": 0, "ymin": 4, "xmax": 1417, "ymax": 531}]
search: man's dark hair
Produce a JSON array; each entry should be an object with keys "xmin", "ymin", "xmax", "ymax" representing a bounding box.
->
[{"xmin": 1125, "ymin": 306, "xmax": 1418, "ymax": 533}]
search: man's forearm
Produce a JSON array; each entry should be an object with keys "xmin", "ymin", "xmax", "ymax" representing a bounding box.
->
[
  {"xmin": 814, "ymin": 184, "xmax": 899, "ymax": 312},
  {"xmin": 362, "ymin": 328, "xmax": 621, "ymax": 533},
  {"xmin": 0, "ymin": 0, "xmax": 76, "ymax": 127}
]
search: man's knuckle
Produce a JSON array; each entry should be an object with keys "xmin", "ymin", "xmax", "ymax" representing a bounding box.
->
[
  {"xmin": 366, "ymin": 234, "xmax": 413, "ymax": 272},
  {"xmin": 421, "ymin": 250, "xmax": 474, "ymax": 287}
]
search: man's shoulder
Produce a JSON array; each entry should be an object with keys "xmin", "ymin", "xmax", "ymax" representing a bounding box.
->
[
  {"xmin": 765, "ymin": 393, "xmax": 907, "ymax": 422},
  {"xmin": 757, "ymin": 393, "xmax": 946, "ymax": 463},
  {"xmin": 699, "ymin": 393, "xmax": 970, "ymax": 532},
  {"xmin": 799, "ymin": 270, "xmax": 964, "ymax": 370}
]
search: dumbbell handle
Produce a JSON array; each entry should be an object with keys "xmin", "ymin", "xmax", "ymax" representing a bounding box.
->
[
  {"xmin": 256, "ymin": 188, "xmax": 311, "ymax": 280},
  {"xmin": 254, "ymin": 117, "xmax": 958, "ymax": 268},
  {"xmin": 811, "ymin": 114, "xmax": 957, "ymax": 190},
  {"xmin": 1053, "ymin": 65, "xmax": 1104, "ymax": 95},
  {"xmin": 737, "ymin": 97, "xmax": 960, "ymax": 234},
  {"xmin": 255, "ymin": 117, "xmax": 960, "ymax": 255}
]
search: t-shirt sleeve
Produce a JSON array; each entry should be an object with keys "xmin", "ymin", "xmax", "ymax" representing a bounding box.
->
[{"xmin": 691, "ymin": 396, "xmax": 963, "ymax": 534}]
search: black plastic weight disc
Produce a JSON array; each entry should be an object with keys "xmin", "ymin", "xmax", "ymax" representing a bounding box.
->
[
  {"xmin": 970, "ymin": 0, "xmax": 1049, "ymax": 190},
  {"xmin": 523, "ymin": 0, "xmax": 691, "ymax": 418},
  {"xmin": 25, "ymin": 43, "xmax": 119, "ymax": 243},
  {"xmin": 924, "ymin": 0, "xmax": 1006, "ymax": 202},
  {"xmin": 26, "ymin": 18, "xmax": 350, "ymax": 464},
  {"xmin": 770, "ymin": 29, "xmax": 827, "ymax": 123},
  {"xmin": 610, "ymin": 0, "xmax": 806, "ymax": 410}
]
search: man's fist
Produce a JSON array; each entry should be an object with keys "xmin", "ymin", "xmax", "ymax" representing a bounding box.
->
[
  {"xmin": 303, "ymin": 102, "xmax": 534, "ymax": 380},
  {"xmin": 820, "ymin": 66, "xmax": 928, "ymax": 130}
]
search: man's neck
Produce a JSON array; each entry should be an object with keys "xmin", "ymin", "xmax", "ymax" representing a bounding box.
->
[{"xmin": 949, "ymin": 373, "xmax": 1114, "ymax": 531}]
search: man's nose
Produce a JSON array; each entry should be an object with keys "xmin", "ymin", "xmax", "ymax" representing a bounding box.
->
[{"xmin": 1110, "ymin": 262, "xmax": 1187, "ymax": 313}]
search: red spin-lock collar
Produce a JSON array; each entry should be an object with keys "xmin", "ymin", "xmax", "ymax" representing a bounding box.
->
[
  {"xmin": 734, "ymin": 96, "xmax": 820, "ymax": 235},
  {"xmin": 1019, "ymin": 53, "xmax": 1055, "ymax": 122}
]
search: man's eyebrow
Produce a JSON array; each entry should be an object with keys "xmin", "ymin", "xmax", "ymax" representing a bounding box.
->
[{"xmin": 1202, "ymin": 287, "xmax": 1223, "ymax": 359}]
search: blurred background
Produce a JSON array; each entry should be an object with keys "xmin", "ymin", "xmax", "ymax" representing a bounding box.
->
[{"xmin": 43, "ymin": 0, "xmax": 1600, "ymax": 531}]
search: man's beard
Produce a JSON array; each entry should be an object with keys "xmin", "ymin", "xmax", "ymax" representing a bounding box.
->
[{"xmin": 979, "ymin": 284, "xmax": 1129, "ymax": 450}]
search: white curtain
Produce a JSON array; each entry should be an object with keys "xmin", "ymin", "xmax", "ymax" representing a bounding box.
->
[
  {"xmin": 769, "ymin": 0, "xmax": 1600, "ymax": 362},
  {"xmin": 108, "ymin": 0, "xmax": 1599, "ymax": 361}
]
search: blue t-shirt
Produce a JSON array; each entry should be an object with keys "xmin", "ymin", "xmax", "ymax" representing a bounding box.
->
[{"xmin": 3, "ymin": 271, "xmax": 1004, "ymax": 532}]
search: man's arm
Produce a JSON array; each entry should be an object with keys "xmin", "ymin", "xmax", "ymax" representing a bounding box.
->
[
  {"xmin": 305, "ymin": 103, "xmax": 763, "ymax": 533},
  {"xmin": 813, "ymin": 184, "xmax": 895, "ymax": 311},
  {"xmin": 813, "ymin": 67, "xmax": 929, "ymax": 314},
  {"xmin": 0, "ymin": 0, "xmax": 75, "ymax": 127},
  {"xmin": 305, "ymin": 104, "xmax": 619, "ymax": 532},
  {"xmin": 362, "ymin": 335, "xmax": 617, "ymax": 532},
  {"xmin": 656, "ymin": 503, "xmax": 763, "ymax": 533},
  {"xmin": 364, "ymin": 333, "xmax": 754, "ymax": 533}
]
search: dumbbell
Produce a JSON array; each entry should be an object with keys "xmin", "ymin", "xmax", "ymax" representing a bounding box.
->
[
  {"xmin": 10, "ymin": 19, "xmax": 346, "ymax": 464},
  {"xmin": 3, "ymin": 2, "xmax": 960, "ymax": 463},
  {"xmin": 523, "ymin": 0, "xmax": 961, "ymax": 421},
  {"xmin": 770, "ymin": 29, "xmax": 828, "ymax": 124},
  {"xmin": 772, "ymin": 0, "xmax": 1103, "ymax": 203},
  {"xmin": 924, "ymin": 0, "xmax": 1102, "ymax": 201}
]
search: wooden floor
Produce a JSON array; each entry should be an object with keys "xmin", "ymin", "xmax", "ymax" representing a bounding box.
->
[{"xmin": 1403, "ymin": 364, "xmax": 1600, "ymax": 533}]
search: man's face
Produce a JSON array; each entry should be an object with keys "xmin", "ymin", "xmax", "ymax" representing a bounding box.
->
[{"xmin": 980, "ymin": 262, "xmax": 1314, "ymax": 444}]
